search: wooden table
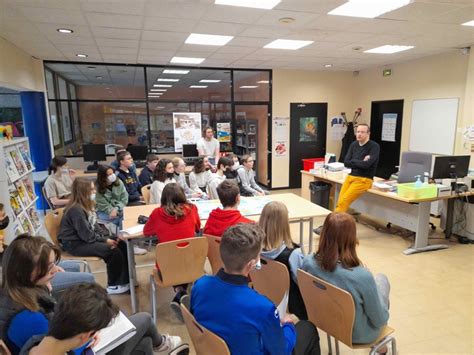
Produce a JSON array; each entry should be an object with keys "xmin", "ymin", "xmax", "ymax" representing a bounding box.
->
[{"xmin": 122, "ymin": 193, "xmax": 330, "ymax": 313}]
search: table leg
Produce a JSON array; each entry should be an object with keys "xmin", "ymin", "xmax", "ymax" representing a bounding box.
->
[
  {"xmin": 299, "ymin": 219, "xmax": 304, "ymax": 254},
  {"xmin": 308, "ymin": 218, "xmax": 314, "ymax": 254},
  {"xmin": 444, "ymin": 198, "xmax": 455, "ymax": 239},
  {"xmin": 126, "ymin": 239, "xmax": 138, "ymax": 313}
]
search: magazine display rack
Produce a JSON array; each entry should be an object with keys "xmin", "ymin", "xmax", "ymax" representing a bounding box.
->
[{"xmin": 0, "ymin": 138, "xmax": 40, "ymax": 245}]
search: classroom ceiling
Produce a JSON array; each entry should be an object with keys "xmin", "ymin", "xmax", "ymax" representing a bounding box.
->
[{"xmin": 1, "ymin": 0, "xmax": 473, "ymax": 71}]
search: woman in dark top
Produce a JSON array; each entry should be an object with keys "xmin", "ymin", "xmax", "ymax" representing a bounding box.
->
[{"xmin": 58, "ymin": 178, "xmax": 130, "ymax": 295}]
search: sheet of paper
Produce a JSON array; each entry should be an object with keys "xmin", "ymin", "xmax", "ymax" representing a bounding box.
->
[
  {"xmin": 381, "ymin": 113, "xmax": 397, "ymax": 142},
  {"xmin": 120, "ymin": 224, "xmax": 144, "ymax": 235},
  {"xmin": 93, "ymin": 311, "xmax": 137, "ymax": 354},
  {"xmin": 277, "ymin": 291, "xmax": 289, "ymax": 319}
]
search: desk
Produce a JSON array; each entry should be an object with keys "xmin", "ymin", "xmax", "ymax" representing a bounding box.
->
[
  {"xmin": 74, "ymin": 165, "xmax": 193, "ymax": 179},
  {"xmin": 301, "ymin": 170, "xmax": 473, "ymax": 255},
  {"xmin": 122, "ymin": 193, "xmax": 330, "ymax": 313}
]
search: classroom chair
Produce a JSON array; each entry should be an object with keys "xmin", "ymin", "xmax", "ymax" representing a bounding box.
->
[
  {"xmin": 141, "ymin": 184, "xmax": 151, "ymax": 204},
  {"xmin": 0, "ymin": 340, "xmax": 11, "ymax": 355},
  {"xmin": 203, "ymin": 234, "xmax": 224, "ymax": 275},
  {"xmin": 297, "ymin": 269, "xmax": 396, "ymax": 355},
  {"xmin": 42, "ymin": 185, "xmax": 55, "ymax": 211},
  {"xmin": 44, "ymin": 208, "xmax": 100, "ymax": 273},
  {"xmin": 149, "ymin": 237, "xmax": 208, "ymax": 323},
  {"xmin": 397, "ymin": 151, "xmax": 432, "ymax": 183},
  {"xmin": 181, "ymin": 304, "xmax": 230, "ymax": 355},
  {"xmin": 249, "ymin": 256, "xmax": 289, "ymax": 307}
]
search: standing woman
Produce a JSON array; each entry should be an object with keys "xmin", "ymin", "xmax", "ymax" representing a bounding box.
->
[
  {"xmin": 196, "ymin": 127, "xmax": 220, "ymax": 169},
  {"xmin": 188, "ymin": 157, "xmax": 212, "ymax": 196},
  {"xmin": 149, "ymin": 159, "xmax": 175, "ymax": 205},
  {"xmin": 43, "ymin": 156, "xmax": 76, "ymax": 208},
  {"xmin": 58, "ymin": 178, "xmax": 130, "ymax": 295}
]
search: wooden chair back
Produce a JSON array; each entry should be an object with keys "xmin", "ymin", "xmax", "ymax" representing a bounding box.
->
[
  {"xmin": 44, "ymin": 208, "xmax": 64, "ymax": 246},
  {"xmin": 181, "ymin": 304, "xmax": 230, "ymax": 355},
  {"xmin": 154, "ymin": 237, "xmax": 208, "ymax": 287},
  {"xmin": 297, "ymin": 269, "xmax": 355, "ymax": 346},
  {"xmin": 204, "ymin": 234, "xmax": 224, "ymax": 274},
  {"xmin": 141, "ymin": 185, "xmax": 151, "ymax": 204},
  {"xmin": 250, "ymin": 256, "xmax": 290, "ymax": 306},
  {"xmin": 0, "ymin": 340, "xmax": 11, "ymax": 355},
  {"xmin": 42, "ymin": 185, "xmax": 55, "ymax": 210}
]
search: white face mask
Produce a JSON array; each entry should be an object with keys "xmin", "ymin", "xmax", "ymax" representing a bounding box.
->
[
  {"xmin": 60, "ymin": 168, "xmax": 69, "ymax": 175},
  {"xmin": 90, "ymin": 193, "xmax": 96, "ymax": 201},
  {"xmin": 107, "ymin": 174, "xmax": 117, "ymax": 184},
  {"xmin": 255, "ymin": 258, "xmax": 262, "ymax": 270}
]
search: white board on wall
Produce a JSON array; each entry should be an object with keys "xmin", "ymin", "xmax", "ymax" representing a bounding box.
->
[{"xmin": 409, "ymin": 98, "xmax": 459, "ymax": 155}]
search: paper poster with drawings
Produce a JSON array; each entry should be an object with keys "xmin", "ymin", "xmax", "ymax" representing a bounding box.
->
[
  {"xmin": 173, "ymin": 112, "xmax": 202, "ymax": 152},
  {"xmin": 216, "ymin": 122, "xmax": 231, "ymax": 142},
  {"xmin": 273, "ymin": 117, "xmax": 289, "ymax": 157},
  {"xmin": 381, "ymin": 113, "xmax": 397, "ymax": 142},
  {"xmin": 330, "ymin": 116, "xmax": 346, "ymax": 141}
]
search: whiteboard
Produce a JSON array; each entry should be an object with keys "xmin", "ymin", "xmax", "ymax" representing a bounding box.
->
[{"xmin": 409, "ymin": 98, "xmax": 459, "ymax": 155}]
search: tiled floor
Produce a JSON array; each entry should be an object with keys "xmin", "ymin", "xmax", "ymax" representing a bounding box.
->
[{"xmin": 83, "ymin": 189, "xmax": 473, "ymax": 354}]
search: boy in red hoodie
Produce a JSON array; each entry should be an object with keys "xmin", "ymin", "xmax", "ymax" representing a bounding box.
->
[{"xmin": 203, "ymin": 180, "xmax": 252, "ymax": 237}]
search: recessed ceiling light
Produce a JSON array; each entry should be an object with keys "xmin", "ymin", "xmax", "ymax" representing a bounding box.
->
[
  {"xmin": 185, "ymin": 33, "xmax": 234, "ymax": 46},
  {"xmin": 364, "ymin": 45, "xmax": 414, "ymax": 54},
  {"xmin": 57, "ymin": 28, "xmax": 73, "ymax": 34},
  {"xmin": 96, "ymin": 76, "xmax": 103, "ymax": 79},
  {"xmin": 279, "ymin": 17, "xmax": 295, "ymax": 24},
  {"xmin": 264, "ymin": 39, "xmax": 313, "ymax": 50},
  {"xmin": 154, "ymin": 84, "xmax": 172, "ymax": 88},
  {"xmin": 215, "ymin": 0, "xmax": 281, "ymax": 9},
  {"xmin": 170, "ymin": 56, "xmax": 205, "ymax": 64},
  {"xmin": 163, "ymin": 69, "xmax": 190, "ymax": 74},
  {"xmin": 240, "ymin": 86, "xmax": 258, "ymax": 89},
  {"xmin": 200, "ymin": 79, "xmax": 221, "ymax": 83},
  {"xmin": 151, "ymin": 89, "xmax": 167, "ymax": 92},
  {"xmin": 324, "ymin": 64, "xmax": 332, "ymax": 68},
  {"xmin": 190, "ymin": 85, "xmax": 208, "ymax": 88},
  {"xmin": 461, "ymin": 20, "xmax": 474, "ymax": 26},
  {"xmin": 87, "ymin": 66, "xmax": 96, "ymax": 70},
  {"xmin": 157, "ymin": 78, "xmax": 179, "ymax": 82},
  {"xmin": 76, "ymin": 53, "xmax": 88, "ymax": 58},
  {"xmin": 328, "ymin": 0, "xmax": 411, "ymax": 19},
  {"xmin": 257, "ymin": 80, "xmax": 269, "ymax": 84}
]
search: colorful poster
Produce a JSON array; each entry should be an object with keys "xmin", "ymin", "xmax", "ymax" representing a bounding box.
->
[
  {"xmin": 216, "ymin": 122, "xmax": 231, "ymax": 142},
  {"xmin": 299, "ymin": 117, "xmax": 317, "ymax": 142},
  {"xmin": 381, "ymin": 113, "xmax": 397, "ymax": 142},
  {"xmin": 173, "ymin": 112, "xmax": 202, "ymax": 152},
  {"xmin": 273, "ymin": 117, "xmax": 289, "ymax": 157}
]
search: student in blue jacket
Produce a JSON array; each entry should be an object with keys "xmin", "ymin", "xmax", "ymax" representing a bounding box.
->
[
  {"xmin": 191, "ymin": 223, "xmax": 320, "ymax": 355},
  {"xmin": 115, "ymin": 151, "xmax": 142, "ymax": 206}
]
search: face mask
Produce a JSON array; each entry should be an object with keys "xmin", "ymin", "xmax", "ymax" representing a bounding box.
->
[
  {"xmin": 233, "ymin": 162, "xmax": 240, "ymax": 170},
  {"xmin": 167, "ymin": 172, "xmax": 175, "ymax": 179},
  {"xmin": 60, "ymin": 168, "xmax": 69, "ymax": 175},
  {"xmin": 255, "ymin": 258, "xmax": 262, "ymax": 270},
  {"xmin": 0, "ymin": 215, "xmax": 9, "ymax": 230},
  {"xmin": 107, "ymin": 174, "xmax": 117, "ymax": 184},
  {"xmin": 224, "ymin": 169, "xmax": 237, "ymax": 179},
  {"xmin": 90, "ymin": 193, "xmax": 96, "ymax": 201}
]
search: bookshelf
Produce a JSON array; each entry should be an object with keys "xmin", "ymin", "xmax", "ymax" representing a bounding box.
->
[
  {"xmin": 0, "ymin": 138, "xmax": 40, "ymax": 246},
  {"xmin": 235, "ymin": 119, "xmax": 258, "ymax": 177}
]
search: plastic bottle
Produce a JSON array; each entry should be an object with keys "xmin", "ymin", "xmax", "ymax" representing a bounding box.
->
[
  {"xmin": 414, "ymin": 175, "xmax": 422, "ymax": 188},
  {"xmin": 423, "ymin": 172, "xmax": 429, "ymax": 185}
]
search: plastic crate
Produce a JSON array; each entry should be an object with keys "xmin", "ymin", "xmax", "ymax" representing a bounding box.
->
[
  {"xmin": 397, "ymin": 183, "xmax": 438, "ymax": 200},
  {"xmin": 302, "ymin": 158, "xmax": 324, "ymax": 171}
]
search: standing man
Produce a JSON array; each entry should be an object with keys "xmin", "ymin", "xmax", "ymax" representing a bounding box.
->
[
  {"xmin": 314, "ymin": 124, "xmax": 379, "ymax": 233},
  {"xmin": 197, "ymin": 126, "xmax": 220, "ymax": 169}
]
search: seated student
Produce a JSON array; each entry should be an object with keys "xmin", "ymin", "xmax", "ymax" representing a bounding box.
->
[
  {"xmin": 188, "ymin": 157, "xmax": 212, "ymax": 195},
  {"xmin": 172, "ymin": 157, "xmax": 203, "ymax": 199},
  {"xmin": 110, "ymin": 148, "xmax": 137, "ymax": 174},
  {"xmin": 143, "ymin": 183, "xmax": 201, "ymax": 320},
  {"xmin": 237, "ymin": 154, "xmax": 267, "ymax": 197},
  {"xmin": 139, "ymin": 153, "xmax": 159, "ymax": 187},
  {"xmin": 44, "ymin": 156, "xmax": 76, "ymax": 208},
  {"xmin": 259, "ymin": 201, "xmax": 307, "ymax": 320},
  {"xmin": 116, "ymin": 151, "xmax": 142, "ymax": 206},
  {"xmin": 206, "ymin": 156, "xmax": 234, "ymax": 200},
  {"xmin": 203, "ymin": 180, "xmax": 252, "ymax": 237},
  {"xmin": 58, "ymin": 178, "xmax": 130, "ymax": 295},
  {"xmin": 149, "ymin": 159, "xmax": 176, "ymax": 205},
  {"xmin": 226, "ymin": 153, "xmax": 240, "ymax": 170},
  {"xmin": 191, "ymin": 223, "xmax": 320, "ymax": 355},
  {"xmin": 302, "ymin": 212, "xmax": 390, "ymax": 344}
]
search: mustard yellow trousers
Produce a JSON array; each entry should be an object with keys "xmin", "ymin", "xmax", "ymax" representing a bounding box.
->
[{"xmin": 335, "ymin": 175, "xmax": 373, "ymax": 213}]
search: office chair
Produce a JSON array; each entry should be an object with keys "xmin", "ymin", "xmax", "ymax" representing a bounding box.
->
[{"xmin": 397, "ymin": 151, "xmax": 432, "ymax": 183}]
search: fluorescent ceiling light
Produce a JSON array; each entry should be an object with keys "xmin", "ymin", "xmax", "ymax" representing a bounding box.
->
[
  {"xmin": 57, "ymin": 28, "xmax": 73, "ymax": 34},
  {"xmin": 215, "ymin": 0, "xmax": 281, "ymax": 9},
  {"xmin": 328, "ymin": 0, "xmax": 411, "ymax": 19},
  {"xmin": 76, "ymin": 53, "xmax": 88, "ymax": 58},
  {"xmin": 264, "ymin": 39, "xmax": 313, "ymax": 50},
  {"xmin": 257, "ymin": 80, "xmax": 269, "ymax": 84},
  {"xmin": 163, "ymin": 69, "xmax": 190, "ymax": 74},
  {"xmin": 461, "ymin": 20, "xmax": 474, "ymax": 26},
  {"xmin": 157, "ymin": 78, "xmax": 179, "ymax": 82},
  {"xmin": 149, "ymin": 93, "xmax": 162, "ymax": 96},
  {"xmin": 154, "ymin": 84, "xmax": 172, "ymax": 88},
  {"xmin": 190, "ymin": 85, "xmax": 208, "ymax": 88},
  {"xmin": 324, "ymin": 64, "xmax": 333, "ymax": 68},
  {"xmin": 364, "ymin": 45, "xmax": 414, "ymax": 54},
  {"xmin": 186, "ymin": 33, "xmax": 234, "ymax": 46},
  {"xmin": 151, "ymin": 89, "xmax": 167, "ymax": 92},
  {"xmin": 170, "ymin": 56, "xmax": 205, "ymax": 64},
  {"xmin": 96, "ymin": 76, "xmax": 103, "ymax": 79},
  {"xmin": 240, "ymin": 86, "xmax": 258, "ymax": 88},
  {"xmin": 199, "ymin": 79, "xmax": 221, "ymax": 83}
]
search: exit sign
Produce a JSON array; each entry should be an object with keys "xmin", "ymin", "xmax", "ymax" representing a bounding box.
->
[{"xmin": 383, "ymin": 69, "xmax": 392, "ymax": 77}]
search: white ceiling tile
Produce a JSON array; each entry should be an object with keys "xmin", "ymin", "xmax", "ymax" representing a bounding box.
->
[
  {"xmin": 6, "ymin": 0, "xmax": 82, "ymax": 10},
  {"xmin": 178, "ymin": 44, "xmax": 220, "ymax": 54},
  {"xmin": 306, "ymin": 14, "xmax": 365, "ymax": 31},
  {"xmin": 381, "ymin": 1, "xmax": 465, "ymax": 22},
  {"xmin": 91, "ymin": 27, "xmax": 141, "ymax": 40},
  {"xmin": 99, "ymin": 46, "xmax": 138, "ymax": 55},
  {"xmin": 173, "ymin": 50, "xmax": 213, "ymax": 58},
  {"xmin": 142, "ymin": 31, "xmax": 188, "ymax": 43},
  {"xmin": 46, "ymin": 35, "xmax": 96, "ymax": 46},
  {"xmin": 101, "ymin": 55, "xmax": 138, "ymax": 63},
  {"xmin": 144, "ymin": 17, "xmax": 197, "ymax": 32},
  {"xmin": 86, "ymin": 13, "xmax": 143, "ymax": 29},
  {"xmin": 239, "ymin": 25, "xmax": 292, "ymax": 38},
  {"xmin": 204, "ymin": 5, "xmax": 265, "ymax": 24},
  {"xmin": 138, "ymin": 49, "xmax": 177, "ymax": 57},
  {"xmin": 140, "ymin": 41, "xmax": 182, "ymax": 50},
  {"xmin": 144, "ymin": 1, "xmax": 209, "ymax": 20},
  {"xmin": 17, "ymin": 6, "xmax": 87, "ymax": 25},
  {"xmin": 95, "ymin": 38, "xmax": 139, "ymax": 48},
  {"xmin": 215, "ymin": 46, "xmax": 258, "ymax": 54},
  {"xmin": 255, "ymin": 9, "xmax": 320, "ymax": 28},
  {"xmin": 192, "ymin": 21, "xmax": 245, "ymax": 36},
  {"xmin": 208, "ymin": 52, "xmax": 246, "ymax": 61},
  {"xmin": 231, "ymin": 59, "xmax": 267, "ymax": 67},
  {"xmin": 80, "ymin": 0, "xmax": 146, "ymax": 16},
  {"xmin": 321, "ymin": 31, "xmax": 373, "ymax": 43},
  {"xmin": 0, "ymin": 17, "xmax": 41, "ymax": 34},
  {"xmin": 429, "ymin": 5, "xmax": 474, "ymax": 25},
  {"xmin": 226, "ymin": 36, "xmax": 273, "ymax": 47}
]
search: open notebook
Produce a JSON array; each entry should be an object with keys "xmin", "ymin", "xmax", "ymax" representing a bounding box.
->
[{"xmin": 92, "ymin": 311, "xmax": 137, "ymax": 354}]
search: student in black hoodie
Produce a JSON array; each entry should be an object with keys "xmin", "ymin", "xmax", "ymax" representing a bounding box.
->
[
  {"xmin": 139, "ymin": 153, "xmax": 159, "ymax": 187},
  {"xmin": 116, "ymin": 151, "xmax": 143, "ymax": 206}
]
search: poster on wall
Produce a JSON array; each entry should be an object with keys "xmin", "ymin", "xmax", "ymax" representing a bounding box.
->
[
  {"xmin": 381, "ymin": 113, "xmax": 397, "ymax": 142},
  {"xmin": 273, "ymin": 117, "xmax": 289, "ymax": 157},
  {"xmin": 173, "ymin": 112, "xmax": 202, "ymax": 152},
  {"xmin": 330, "ymin": 116, "xmax": 346, "ymax": 141},
  {"xmin": 299, "ymin": 117, "xmax": 317, "ymax": 142},
  {"xmin": 60, "ymin": 102, "xmax": 73, "ymax": 143},
  {"xmin": 216, "ymin": 122, "xmax": 231, "ymax": 142}
]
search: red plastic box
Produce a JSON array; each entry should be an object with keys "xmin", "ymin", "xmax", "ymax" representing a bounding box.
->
[{"xmin": 302, "ymin": 158, "xmax": 324, "ymax": 171}]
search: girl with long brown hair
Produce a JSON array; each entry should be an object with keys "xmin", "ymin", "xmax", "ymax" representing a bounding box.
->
[{"xmin": 302, "ymin": 212, "xmax": 390, "ymax": 344}]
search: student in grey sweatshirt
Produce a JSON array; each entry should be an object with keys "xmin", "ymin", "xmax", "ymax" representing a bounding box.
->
[
  {"xmin": 302, "ymin": 212, "xmax": 390, "ymax": 344},
  {"xmin": 237, "ymin": 154, "xmax": 267, "ymax": 197}
]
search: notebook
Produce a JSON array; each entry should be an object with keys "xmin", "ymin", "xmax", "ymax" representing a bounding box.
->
[
  {"xmin": 92, "ymin": 311, "xmax": 137, "ymax": 354},
  {"xmin": 120, "ymin": 224, "xmax": 144, "ymax": 236}
]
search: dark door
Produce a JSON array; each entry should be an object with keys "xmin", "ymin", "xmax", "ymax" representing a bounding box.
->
[
  {"xmin": 370, "ymin": 100, "xmax": 404, "ymax": 179},
  {"xmin": 289, "ymin": 103, "xmax": 327, "ymax": 188}
]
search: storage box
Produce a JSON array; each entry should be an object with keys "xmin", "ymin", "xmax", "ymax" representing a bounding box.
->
[
  {"xmin": 397, "ymin": 183, "xmax": 438, "ymax": 200},
  {"xmin": 302, "ymin": 158, "xmax": 324, "ymax": 171}
]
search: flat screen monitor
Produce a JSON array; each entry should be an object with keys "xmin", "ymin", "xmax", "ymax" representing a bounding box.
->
[
  {"xmin": 127, "ymin": 145, "xmax": 148, "ymax": 161},
  {"xmin": 83, "ymin": 144, "xmax": 106, "ymax": 163},
  {"xmin": 182, "ymin": 144, "xmax": 199, "ymax": 158},
  {"xmin": 432, "ymin": 155, "xmax": 470, "ymax": 179}
]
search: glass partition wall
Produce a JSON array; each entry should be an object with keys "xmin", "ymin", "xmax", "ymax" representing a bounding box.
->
[{"xmin": 44, "ymin": 63, "xmax": 271, "ymax": 168}]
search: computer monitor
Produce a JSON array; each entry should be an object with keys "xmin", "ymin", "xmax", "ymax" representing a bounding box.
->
[
  {"xmin": 182, "ymin": 144, "xmax": 199, "ymax": 158},
  {"xmin": 432, "ymin": 155, "xmax": 470, "ymax": 179},
  {"xmin": 127, "ymin": 145, "xmax": 148, "ymax": 161},
  {"xmin": 83, "ymin": 144, "xmax": 106, "ymax": 172}
]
